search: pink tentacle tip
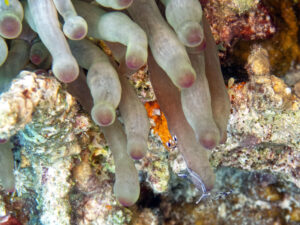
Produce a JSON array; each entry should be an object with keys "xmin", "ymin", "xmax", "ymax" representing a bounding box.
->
[
  {"xmin": 30, "ymin": 54, "xmax": 42, "ymax": 65},
  {"xmin": 0, "ymin": 16, "xmax": 21, "ymax": 38},
  {"xmin": 177, "ymin": 72, "xmax": 195, "ymax": 88},
  {"xmin": 0, "ymin": 139, "xmax": 7, "ymax": 143},
  {"xmin": 117, "ymin": 197, "xmax": 136, "ymax": 207},
  {"xmin": 56, "ymin": 69, "xmax": 79, "ymax": 83},
  {"xmin": 186, "ymin": 29, "xmax": 203, "ymax": 46},
  {"xmin": 129, "ymin": 149, "xmax": 145, "ymax": 160},
  {"xmin": 126, "ymin": 56, "xmax": 145, "ymax": 70},
  {"xmin": 92, "ymin": 106, "xmax": 115, "ymax": 126},
  {"xmin": 118, "ymin": 0, "xmax": 133, "ymax": 7},
  {"xmin": 71, "ymin": 27, "xmax": 87, "ymax": 40},
  {"xmin": 200, "ymin": 136, "xmax": 217, "ymax": 150}
]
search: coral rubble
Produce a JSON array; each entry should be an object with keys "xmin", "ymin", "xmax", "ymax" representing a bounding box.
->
[{"xmin": 213, "ymin": 74, "xmax": 300, "ymax": 187}]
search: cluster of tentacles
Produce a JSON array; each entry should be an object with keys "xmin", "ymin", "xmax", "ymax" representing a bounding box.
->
[{"xmin": 0, "ymin": 0, "xmax": 230, "ymax": 206}]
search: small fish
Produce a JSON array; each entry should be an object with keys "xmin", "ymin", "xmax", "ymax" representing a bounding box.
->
[
  {"xmin": 166, "ymin": 135, "xmax": 178, "ymax": 149},
  {"xmin": 4, "ymin": 0, "xmax": 9, "ymax": 6}
]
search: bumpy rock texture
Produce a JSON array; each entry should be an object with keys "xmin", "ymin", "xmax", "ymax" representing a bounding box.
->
[
  {"xmin": 0, "ymin": 0, "xmax": 300, "ymax": 225},
  {"xmin": 3, "ymin": 65, "xmax": 300, "ymax": 225}
]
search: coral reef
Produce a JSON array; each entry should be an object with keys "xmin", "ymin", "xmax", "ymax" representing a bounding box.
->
[
  {"xmin": 1, "ymin": 71, "xmax": 80, "ymax": 224},
  {"xmin": 160, "ymin": 167, "xmax": 300, "ymax": 225},
  {"xmin": 0, "ymin": 0, "xmax": 230, "ymax": 207},
  {"xmin": 0, "ymin": 70, "xmax": 298, "ymax": 224},
  {"xmin": 216, "ymin": 0, "xmax": 300, "ymax": 76},
  {"xmin": 213, "ymin": 74, "xmax": 300, "ymax": 187},
  {"xmin": 202, "ymin": 0, "xmax": 275, "ymax": 47}
]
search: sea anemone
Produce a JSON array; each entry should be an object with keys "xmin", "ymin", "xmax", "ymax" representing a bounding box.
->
[{"xmin": 0, "ymin": 0, "xmax": 230, "ymax": 206}]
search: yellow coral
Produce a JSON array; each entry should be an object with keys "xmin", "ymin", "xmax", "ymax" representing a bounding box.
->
[
  {"xmin": 290, "ymin": 207, "xmax": 300, "ymax": 222},
  {"xmin": 263, "ymin": 0, "xmax": 300, "ymax": 75}
]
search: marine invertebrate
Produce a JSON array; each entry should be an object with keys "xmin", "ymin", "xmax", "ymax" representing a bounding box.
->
[
  {"xmin": 0, "ymin": 36, "xmax": 8, "ymax": 66},
  {"xmin": 178, "ymin": 166, "xmax": 211, "ymax": 203},
  {"xmin": 0, "ymin": 0, "xmax": 230, "ymax": 207},
  {"xmin": 0, "ymin": 0, "xmax": 23, "ymax": 39}
]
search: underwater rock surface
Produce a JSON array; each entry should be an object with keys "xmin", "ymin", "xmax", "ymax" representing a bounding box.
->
[
  {"xmin": 213, "ymin": 74, "xmax": 300, "ymax": 187},
  {"xmin": 0, "ymin": 66, "xmax": 299, "ymax": 225}
]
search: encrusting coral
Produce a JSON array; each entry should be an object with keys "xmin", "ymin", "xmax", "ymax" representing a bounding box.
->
[
  {"xmin": 0, "ymin": 0, "xmax": 230, "ymax": 209},
  {"xmin": 0, "ymin": 71, "xmax": 81, "ymax": 225}
]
